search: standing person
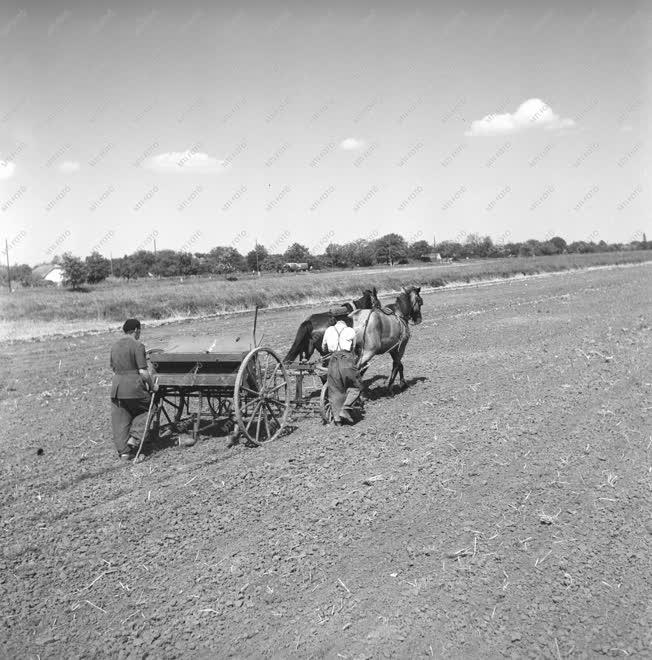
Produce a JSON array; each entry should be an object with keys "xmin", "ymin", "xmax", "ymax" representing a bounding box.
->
[
  {"xmin": 110, "ymin": 318, "xmax": 157, "ymax": 460},
  {"xmin": 321, "ymin": 318, "xmax": 361, "ymax": 424}
]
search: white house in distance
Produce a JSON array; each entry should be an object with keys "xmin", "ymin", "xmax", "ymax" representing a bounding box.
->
[{"xmin": 32, "ymin": 264, "xmax": 65, "ymax": 286}]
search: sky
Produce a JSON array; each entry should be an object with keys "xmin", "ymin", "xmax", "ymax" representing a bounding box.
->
[{"xmin": 0, "ymin": 0, "xmax": 649, "ymax": 265}]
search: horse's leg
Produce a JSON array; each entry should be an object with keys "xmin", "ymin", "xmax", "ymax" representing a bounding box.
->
[
  {"xmin": 396, "ymin": 342, "xmax": 408, "ymax": 389},
  {"xmin": 356, "ymin": 348, "xmax": 375, "ymax": 374},
  {"xmin": 355, "ymin": 348, "xmax": 375, "ymax": 396},
  {"xmin": 387, "ymin": 343, "xmax": 407, "ymax": 391},
  {"xmin": 315, "ymin": 345, "xmax": 328, "ymax": 384},
  {"xmin": 386, "ymin": 348, "xmax": 401, "ymax": 391}
]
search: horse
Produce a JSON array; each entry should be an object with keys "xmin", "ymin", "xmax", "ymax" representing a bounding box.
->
[
  {"xmin": 283, "ymin": 289, "xmax": 375, "ymax": 363},
  {"xmin": 349, "ymin": 285, "xmax": 423, "ymax": 391}
]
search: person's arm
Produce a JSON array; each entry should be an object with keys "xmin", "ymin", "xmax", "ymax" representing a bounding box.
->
[
  {"xmin": 347, "ymin": 327, "xmax": 357, "ymax": 352},
  {"xmin": 321, "ymin": 328, "xmax": 329, "ymax": 352},
  {"xmin": 135, "ymin": 343, "xmax": 157, "ymax": 391},
  {"xmin": 138, "ymin": 368, "xmax": 157, "ymax": 391}
]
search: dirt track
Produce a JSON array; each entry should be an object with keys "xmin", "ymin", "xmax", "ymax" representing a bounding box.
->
[{"xmin": 1, "ymin": 265, "xmax": 651, "ymax": 658}]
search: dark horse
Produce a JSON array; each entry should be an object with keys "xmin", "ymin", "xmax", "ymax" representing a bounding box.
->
[
  {"xmin": 349, "ymin": 285, "xmax": 423, "ymax": 390},
  {"xmin": 283, "ymin": 289, "xmax": 375, "ymax": 363}
]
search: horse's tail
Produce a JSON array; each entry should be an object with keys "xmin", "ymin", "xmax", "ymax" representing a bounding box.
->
[{"xmin": 284, "ymin": 319, "xmax": 313, "ymax": 363}]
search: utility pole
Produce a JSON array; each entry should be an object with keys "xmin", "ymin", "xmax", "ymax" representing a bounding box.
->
[
  {"xmin": 5, "ymin": 239, "xmax": 11, "ymax": 292},
  {"xmin": 153, "ymin": 238, "xmax": 157, "ymax": 256},
  {"xmin": 110, "ymin": 252, "xmax": 114, "ymax": 277}
]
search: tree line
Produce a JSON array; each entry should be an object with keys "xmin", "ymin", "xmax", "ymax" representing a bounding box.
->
[{"xmin": 2, "ymin": 232, "xmax": 649, "ymax": 289}]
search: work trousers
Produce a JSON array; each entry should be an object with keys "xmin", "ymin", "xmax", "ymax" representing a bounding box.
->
[
  {"xmin": 327, "ymin": 351, "xmax": 361, "ymax": 420},
  {"xmin": 110, "ymin": 395, "xmax": 152, "ymax": 454}
]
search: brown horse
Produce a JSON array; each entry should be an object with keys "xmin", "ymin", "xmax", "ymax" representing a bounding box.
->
[
  {"xmin": 283, "ymin": 289, "xmax": 375, "ymax": 363},
  {"xmin": 349, "ymin": 286, "xmax": 423, "ymax": 391}
]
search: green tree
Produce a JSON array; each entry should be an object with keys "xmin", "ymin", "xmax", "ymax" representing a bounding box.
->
[
  {"xmin": 152, "ymin": 249, "xmax": 179, "ymax": 277},
  {"xmin": 549, "ymin": 236, "xmax": 567, "ymax": 253},
  {"xmin": 539, "ymin": 241, "xmax": 561, "ymax": 256},
  {"xmin": 341, "ymin": 239, "xmax": 376, "ymax": 267},
  {"xmin": 127, "ymin": 250, "xmax": 156, "ymax": 278},
  {"xmin": 283, "ymin": 242, "xmax": 311, "ymax": 263},
  {"xmin": 178, "ymin": 252, "xmax": 198, "ymax": 276},
  {"xmin": 208, "ymin": 246, "xmax": 245, "ymax": 273},
  {"xmin": 61, "ymin": 252, "xmax": 88, "ymax": 289},
  {"xmin": 408, "ymin": 240, "xmax": 432, "ymax": 261},
  {"xmin": 503, "ymin": 242, "xmax": 521, "ymax": 257},
  {"xmin": 478, "ymin": 236, "xmax": 495, "ymax": 257},
  {"xmin": 462, "ymin": 233, "xmax": 494, "ymax": 258},
  {"xmin": 260, "ymin": 254, "xmax": 285, "ymax": 271},
  {"xmin": 436, "ymin": 240, "xmax": 463, "ymax": 260},
  {"xmin": 192, "ymin": 253, "xmax": 213, "ymax": 276},
  {"xmin": 8, "ymin": 264, "xmax": 34, "ymax": 286},
  {"xmin": 325, "ymin": 243, "xmax": 348, "ymax": 268},
  {"xmin": 113, "ymin": 255, "xmax": 134, "ymax": 280},
  {"xmin": 246, "ymin": 245, "xmax": 269, "ymax": 271},
  {"xmin": 372, "ymin": 233, "xmax": 408, "ymax": 265},
  {"xmin": 525, "ymin": 239, "xmax": 545, "ymax": 256},
  {"xmin": 568, "ymin": 241, "xmax": 595, "ymax": 254},
  {"xmin": 85, "ymin": 251, "xmax": 111, "ymax": 283}
]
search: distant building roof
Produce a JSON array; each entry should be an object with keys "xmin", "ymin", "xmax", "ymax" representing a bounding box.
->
[
  {"xmin": 33, "ymin": 264, "xmax": 56, "ymax": 277},
  {"xmin": 32, "ymin": 264, "xmax": 64, "ymax": 282}
]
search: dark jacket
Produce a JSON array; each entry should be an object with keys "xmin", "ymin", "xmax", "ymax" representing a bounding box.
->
[{"xmin": 110, "ymin": 336, "xmax": 148, "ymax": 398}]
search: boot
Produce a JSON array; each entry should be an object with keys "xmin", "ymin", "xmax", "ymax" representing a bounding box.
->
[{"xmin": 338, "ymin": 408, "xmax": 354, "ymax": 424}]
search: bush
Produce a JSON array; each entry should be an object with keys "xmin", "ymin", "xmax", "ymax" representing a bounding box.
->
[
  {"xmin": 61, "ymin": 253, "xmax": 88, "ymax": 290},
  {"xmin": 85, "ymin": 252, "xmax": 111, "ymax": 284}
]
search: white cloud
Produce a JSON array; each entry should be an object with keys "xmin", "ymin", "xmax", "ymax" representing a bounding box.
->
[
  {"xmin": 59, "ymin": 160, "xmax": 80, "ymax": 173},
  {"xmin": 340, "ymin": 137, "xmax": 365, "ymax": 150},
  {"xmin": 144, "ymin": 150, "xmax": 225, "ymax": 173},
  {"xmin": 0, "ymin": 160, "xmax": 16, "ymax": 179},
  {"xmin": 465, "ymin": 98, "xmax": 575, "ymax": 136}
]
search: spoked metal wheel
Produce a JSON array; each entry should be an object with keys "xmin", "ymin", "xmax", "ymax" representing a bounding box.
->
[
  {"xmin": 319, "ymin": 382, "xmax": 334, "ymax": 424},
  {"xmin": 234, "ymin": 347, "xmax": 291, "ymax": 445}
]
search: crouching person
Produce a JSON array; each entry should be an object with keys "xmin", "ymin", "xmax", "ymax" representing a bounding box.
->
[
  {"xmin": 322, "ymin": 318, "xmax": 361, "ymax": 424},
  {"xmin": 110, "ymin": 318, "xmax": 158, "ymax": 460}
]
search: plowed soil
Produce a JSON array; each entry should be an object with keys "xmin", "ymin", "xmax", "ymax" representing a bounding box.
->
[{"xmin": 1, "ymin": 265, "xmax": 651, "ymax": 659}]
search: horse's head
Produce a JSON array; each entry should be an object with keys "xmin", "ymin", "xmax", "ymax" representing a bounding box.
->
[
  {"xmin": 399, "ymin": 286, "xmax": 423, "ymax": 324},
  {"xmin": 355, "ymin": 289, "xmax": 375, "ymax": 310}
]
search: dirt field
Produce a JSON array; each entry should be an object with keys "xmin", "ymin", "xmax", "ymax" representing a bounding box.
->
[{"xmin": 1, "ymin": 264, "xmax": 650, "ymax": 658}]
